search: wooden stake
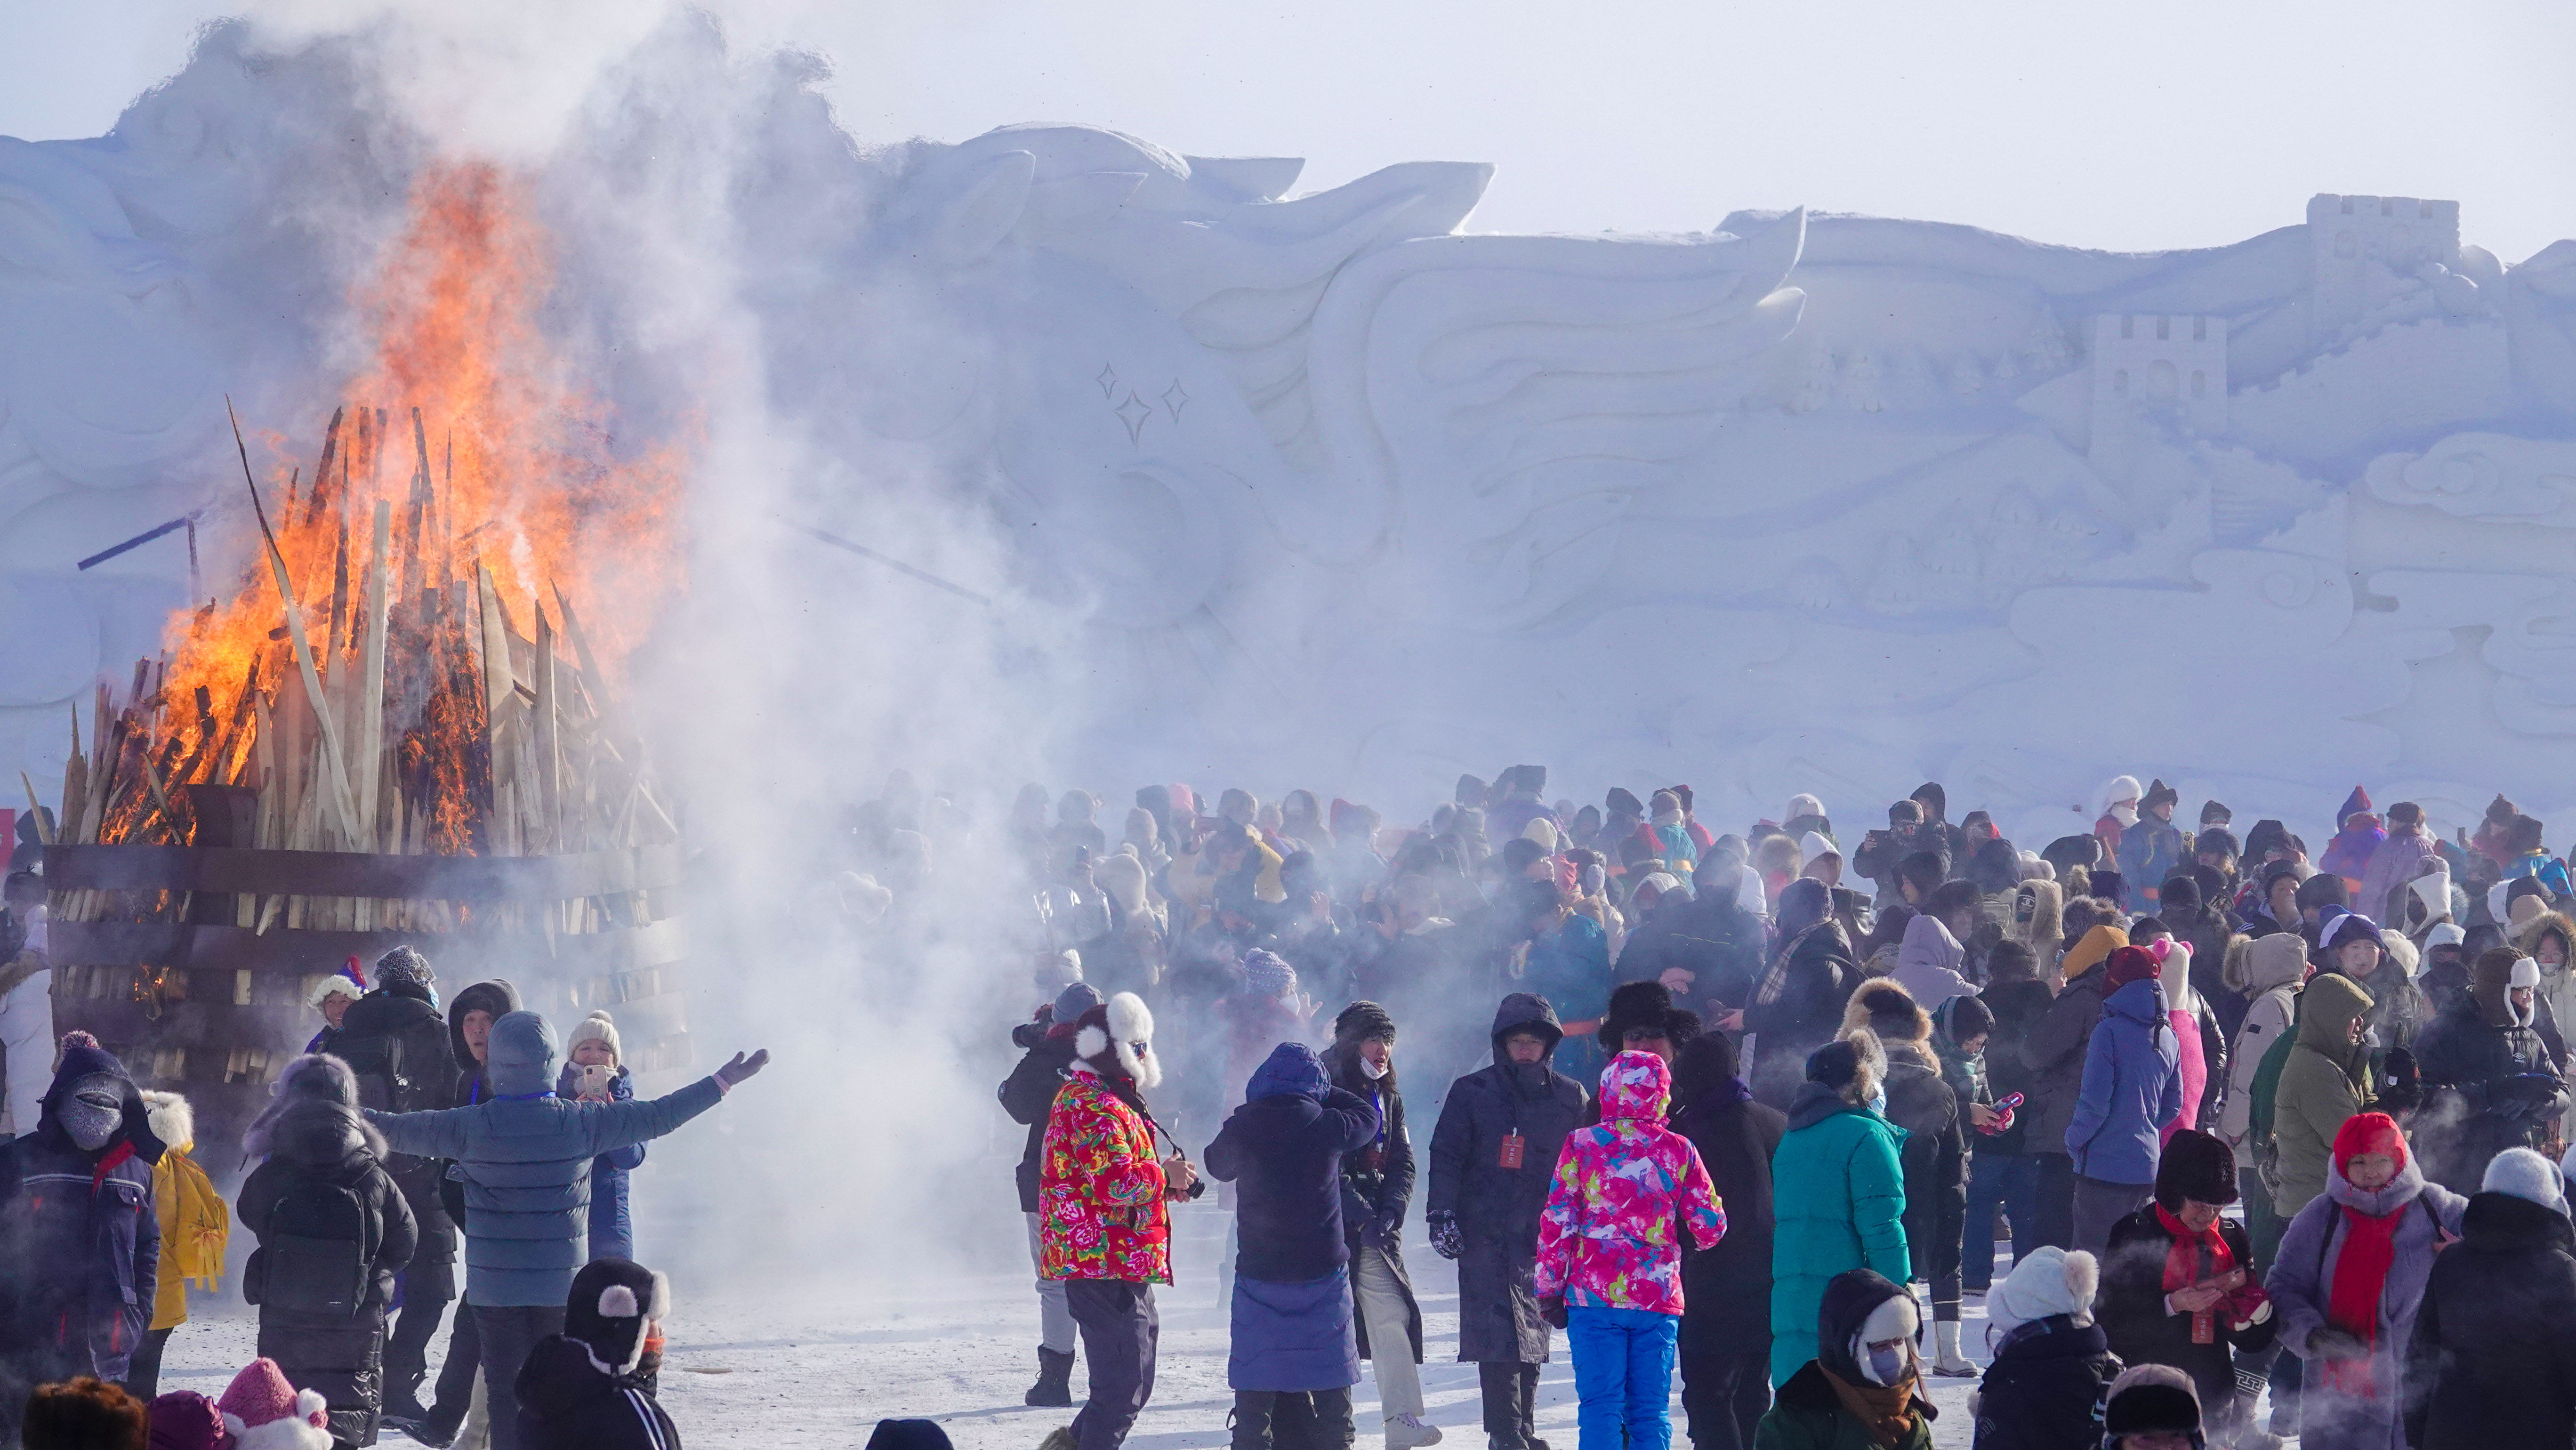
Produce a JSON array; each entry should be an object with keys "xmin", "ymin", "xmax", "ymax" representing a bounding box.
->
[{"xmin": 358, "ymin": 499, "xmax": 391, "ymax": 846}]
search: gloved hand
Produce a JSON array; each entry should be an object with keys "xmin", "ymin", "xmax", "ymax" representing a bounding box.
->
[
  {"xmin": 1428, "ymin": 1209, "xmax": 1465, "ymax": 1261},
  {"xmin": 1540, "ymin": 1295, "xmax": 1568, "ymax": 1330},
  {"xmin": 714, "ymin": 1050, "xmax": 772, "ymax": 1088}
]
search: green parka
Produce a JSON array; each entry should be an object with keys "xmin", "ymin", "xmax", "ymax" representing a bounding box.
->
[
  {"xmin": 2270, "ymin": 972, "xmax": 2375, "ymax": 1216},
  {"xmin": 1767, "ymin": 1079, "xmax": 1911, "ymax": 1384}
]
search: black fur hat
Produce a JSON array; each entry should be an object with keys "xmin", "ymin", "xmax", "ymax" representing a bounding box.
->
[
  {"xmin": 2154, "ymin": 1128, "xmax": 2239, "ymax": 1211},
  {"xmin": 566, "ymin": 1257, "xmax": 670, "ymax": 1375}
]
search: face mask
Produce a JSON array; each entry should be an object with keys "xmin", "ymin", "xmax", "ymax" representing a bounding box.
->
[
  {"xmin": 60, "ymin": 1083, "xmax": 121, "ymax": 1152},
  {"xmin": 1859, "ymin": 1339, "xmax": 1912, "ymax": 1386},
  {"xmin": 2110, "ymin": 805, "xmax": 2139, "ymax": 829},
  {"xmin": 1868, "ymin": 1084, "xmax": 1888, "ymax": 1116},
  {"xmin": 1359, "ymin": 1055, "xmax": 1389, "ymax": 1080}
]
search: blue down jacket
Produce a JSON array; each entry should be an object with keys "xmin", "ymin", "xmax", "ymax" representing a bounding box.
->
[
  {"xmin": 2065, "ymin": 978, "xmax": 2182, "ymax": 1185},
  {"xmin": 556, "ymin": 1061, "xmax": 646, "ymax": 1262},
  {"xmin": 369, "ymin": 1012, "xmax": 721, "ymax": 1306}
]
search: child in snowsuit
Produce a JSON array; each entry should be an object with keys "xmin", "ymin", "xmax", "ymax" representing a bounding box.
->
[
  {"xmin": 1536, "ymin": 1050, "xmax": 1726, "ymax": 1450},
  {"xmin": 127, "ymin": 1089, "xmax": 227, "ymax": 1401},
  {"xmin": 557, "ymin": 1012, "xmax": 645, "ymax": 1263},
  {"xmin": 511, "ymin": 1257, "xmax": 681, "ymax": 1450},
  {"xmin": 0, "ymin": 1031, "xmax": 164, "ymax": 1442},
  {"xmin": 1969, "ymin": 1247, "xmax": 2116, "ymax": 1450}
]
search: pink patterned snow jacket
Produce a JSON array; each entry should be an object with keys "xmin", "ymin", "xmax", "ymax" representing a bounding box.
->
[{"xmin": 1534, "ymin": 1051, "xmax": 1726, "ymax": 1315}]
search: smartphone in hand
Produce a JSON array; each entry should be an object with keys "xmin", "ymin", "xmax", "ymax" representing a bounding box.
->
[{"xmin": 576, "ymin": 1063, "xmax": 613, "ymax": 1100}]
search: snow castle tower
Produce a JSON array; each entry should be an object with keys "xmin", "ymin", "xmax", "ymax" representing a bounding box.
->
[
  {"xmin": 2308, "ymin": 193, "xmax": 2461, "ymax": 342},
  {"xmin": 2088, "ymin": 313, "xmax": 2228, "ymax": 474}
]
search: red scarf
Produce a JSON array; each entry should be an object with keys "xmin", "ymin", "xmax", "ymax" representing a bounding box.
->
[
  {"xmin": 2320, "ymin": 1202, "xmax": 2404, "ymax": 1398},
  {"xmin": 2155, "ymin": 1203, "xmax": 2236, "ymax": 1345}
]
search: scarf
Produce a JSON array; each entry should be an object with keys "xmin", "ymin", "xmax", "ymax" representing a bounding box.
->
[
  {"xmin": 2321, "ymin": 1202, "xmax": 2403, "ymax": 1398},
  {"xmin": 2155, "ymin": 1203, "xmax": 2238, "ymax": 1345},
  {"xmin": 1821, "ymin": 1365, "xmax": 1920, "ymax": 1448}
]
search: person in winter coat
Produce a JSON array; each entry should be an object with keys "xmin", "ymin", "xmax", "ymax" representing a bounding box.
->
[
  {"xmin": 1745, "ymin": 880, "xmax": 1860, "ymax": 1108},
  {"xmin": 2400, "ymin": 1148, "xmax": 2576, "ymax": 1450},
  {"xmin": 2512, "ymin": 908, "xmax": 2576, "ymax": 1057},
  {"xmin": 511, "ymin": 1256, "xmax": 678, "ymax": 1450},
  {"xmin": 125, "ymin": 1090, "xmax": 226, "ymax": 1402},
  {"xmin": 2118, "ymin": 781, "xmax": 2184, "ymax": 911},
  {"xmin": 1320, "ymin": 1003, "xmax": 1439, "ymax": 1450},
  {"xmin": 2066, "ymin": 948, "xmax": 2183, "ymax": 1254},
  {"xmin": 554, "ymin": 1014, "xmax": 644, "ymax": 1263},
  {"xmin": 1970, "ymin": 943, "xmax": 2049, "ymax": 1288},
  {"xmin": 2023, "ymin": 920, "xmax": 2126, "ymax": 1252},
  {"xmin": 2357, "ymin": 805, "xmax": 2438, "ymax": 929},
  {"xmin": 2133, "ymin": 935, "xmax": 2220, "ymax": 1143},
  {"xmin": 1001, "ymin": 982, "xmax": 1104, "ymax": 1409},
  {"xmin": 1753, "ymin": 1270, "xmax": 1936, "ymax": 1450},
  {"xmin": 2316, "ymin": 914, "xmax": 2425, "ymax": 1078},
  {"xmin": 1670, "ymin": 1031, "xmax": 1787, "ymax": 1450},
  {"xmin": 1426, "ymin": 993, "xmax": 1590, "ymax": 1450},
  {"xmin": 1844, "ymin": 982, "xmax": 1973, "ymax": 1377},
  {"xmin": 2097, "ymin": 1129, "xmax": 2275, "ymax": 1441},
  {"xmin": 1767, "ymin": 1032, "xmax": 1910, "ymax": 1386},
  {"xmin": 391, "ymin": 975, "xmax": 520, "ymax": 1446},
  {"xmin": 306, "ymin": 965, "xmax": 367, "ymax": 1057},
  {"xmin": 238, "ymin": 1054, "xmax": 420, "ymax": 1446},
  {"xmin": 0, "ymin": 869, "xmax": 54, "ymax": 1143},
  {"xmin": 1038, "ymin": 992, "xmax": 1198, "ymax": 1450},
  {"xmin": 2265, "ymin": 1112, "xmax": 2465, "ymax": 1450},
  {"xmin": 326, "ymin": 946, "xmax": 459, "ymax": 1428},
  {"xmin": 2320, "ymin": 789, "xmax": 2385, "ymax": 892},
  {"xmin": 366, "ymin": 1013, "xmax": 768, "ymax": 1450},
  {"xmin": 2216, "ymin": 933, "xmax": 2307, "ymax": 1266},
  {"xmin": 2410, "ymin": 948, "xmax": 2566, "ymax": 1193},
  {"xmin": 1536, "ymin": 1051, "xmax": 1725, "ymax": 1450},
  {"xmin": 2271, "ymin": 973, "xmax": 2376, "ymax": 1219},
  {"xmin": 1970, "ymin": 1246, "xmax": 2113, "ymax": 1450},
  {"xmin": 2155, "ymin": 874, "xmax": 2243, "ymax": 1041},
  {"xmin": 0, "ymin": 1031, "xmax": 163, "ymax": 1441},
  {"xmin": 1517, "ymin": 882, "xmax": 1614, "ymax": 1087},
  {"xmin": 2495, "ymin": 813, "xmax": 2574, "ymax": 898},
  {"xmin": 1890, "ymin": 913, "xmax": 1977, "ymax": 1018},
  {"xmin": 1205, "ymin": 1041, "xmax": 1382, "ymax": 1450}
]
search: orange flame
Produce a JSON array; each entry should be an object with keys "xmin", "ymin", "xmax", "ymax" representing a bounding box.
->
[{"xmin": 143, "ymin": 160, "xmax": 687, "ymax": 854}]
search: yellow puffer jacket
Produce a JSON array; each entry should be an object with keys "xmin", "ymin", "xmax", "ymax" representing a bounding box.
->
[{"xmin": 143, "ymin": 1091, "xmax": 229, "ymax": 1330}]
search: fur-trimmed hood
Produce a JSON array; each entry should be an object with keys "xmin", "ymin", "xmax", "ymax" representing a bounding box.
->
[
  {"xmin": 243, "ymin": 1054, "xmax": 388, "ymax": 1165},
  {"xmin": 1843, "ymin": 979, "xmax": 1938, "ymax": 1069},
  {"xmin": 2516, "ymin": 910, "xmax": 2576, "ymax": 980},
  {"xmin": 142, "ymin": 1089, "xmax": 195, "ymax": 1154}
]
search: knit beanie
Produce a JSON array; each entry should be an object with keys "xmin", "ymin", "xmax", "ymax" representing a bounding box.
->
[
  {"xmin": 2104, "ymin": 944, "xmax": 2162, "ymax": 991},
  {"xmin": 1985, "ymin": 1246, "xmax": 2097, "ymax": 1342},
  {"xmin": 147, "ymin": 1391, "xmax": 229, "ymax": 1450},
  {"xmin": 2484, "ymin": 1146, "xmax": 2567, "ymax": 1211},
  {"xmin": 375, "ymin": 945, "xmax": 434, "ymax": 989},
  {"xmin": 2333, "ymin": 1112, "xmax": 2407, "ymax": 1176},
  {"xmin": 2061, "ymin": 925, "xmax": 2130, "ymax": 983},
  {"xmin": 218, "ymin": 1358, "xmax": 331, "ymax": 1449},
  {"xmin": 1052, "ymin": 981, "xmax": 1105, "ymax": 1024},
  {"xmin": 564, "ymin": 1011, "xmax": 622, "ymax": 1065},
  {"xmin": 1240, "ymin": 949, "xmax": 1298, "ymax": 1000},
  {"xmin": 1335, "ymin": 999, "xmax": 1397, "ymax": 1046}
]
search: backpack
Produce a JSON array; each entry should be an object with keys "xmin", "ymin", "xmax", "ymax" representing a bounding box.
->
[{"xmin": 250, "ymin": 1172, "xmax": 372, "ymax": 1316}]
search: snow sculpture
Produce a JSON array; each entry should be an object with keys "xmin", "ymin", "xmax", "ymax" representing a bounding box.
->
[{"xmin": 7, "ymin": 34, "xmax": 2576, "ymax": 839}]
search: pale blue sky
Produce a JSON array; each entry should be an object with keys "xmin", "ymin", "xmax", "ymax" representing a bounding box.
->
[{"xmin": 4, "ymin": 0, "xmax": 2571, "ymax": 260}]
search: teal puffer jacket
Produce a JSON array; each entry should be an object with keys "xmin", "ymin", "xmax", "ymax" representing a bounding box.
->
[{"xmin": 1767, "ymin": 1080, "xmax": 1910, "ymax": 1383}]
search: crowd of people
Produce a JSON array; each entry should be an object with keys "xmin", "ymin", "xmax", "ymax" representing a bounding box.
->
[
  {"xmin": 0, "ymin": 941, "xmax": 772, "ymax": 1450},
  {"xmin": 990, "ymin": 769, "xmax": 2576, "ymax": 1450}
]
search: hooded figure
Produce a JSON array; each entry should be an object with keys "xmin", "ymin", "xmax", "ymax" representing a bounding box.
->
[
  {"xmin": 1535, "ymin": 1052, "xmax": 1724, "ymax": 1450},
  {"xmin": 126, "ymin": 1090, "xmax": 225, "ymax": 1403},
  {"xmin": 1755, "ymin": 1270, "xmax": 1935, "ymax": 1450},
  {"xmin": 0, "ymin": 1031, "xmax": 164, "ymax": 1431},
  {"xmin": 1766, "ymin": 1032, "xmax": 1911, "ymax": 1385},
  {"xmin": 2272, "ymin": 974, "xmax": 2377, "ymax": 1217},
  {"xmin": 1972, "ymin": 1248, "xmax": 2116, "ymax": 1450},
  {"xmin": 1668, "ymin": 1031, "xmax": 1786, "ymax": 1450},
  {"xmin": 2401, "ymin": 1152, "xmax": 2576, "ymax": 1450},
  {"xmin": 2097, "ymin": 1128, "xmax": 2274, "ymax": 1436},
  {"xmin": 2320, "ymin": 789, "xmax": 2386, "ymax": 887},
  {"xmin": 2265, "ymin": 1112, "xmax": 2466, "ymax": 1450},
  {"xmin": 1425, "ymin": 993, "xmax": 1589, "ymax": 1450},
  {"xmin": 2064, "ymin": 948, "xmax": 2183, "ymax": 1251},
  {"xmin": 2411, "ymin": 948, "xmax": 2567, "ymax": 1193},
  {"xmin": 509, "ymin": 1257, "xmax": 679, "ymax": 1450},
  {"xmin": 2217, "ymin": 932, "xmax": 2308, "ymax": 1230},
  {"xmin": 1842, "ymin": 982, "xmax": 1972, "ymax": 1373},
  {"xmin": 238, "ymin": 1053, "xmax": 419, "ymax": 1446},
  {"xmin": 1890, "ymin": 912, "xmax": 1978, "ymax": 1016},
  {"xmin": 1205, "ymin": 1042, "xmax": 1382, "ymax": 1447},
  {"xmin": 366, "ymin": 1012, "xmax": 763, "ymax": 1450}
]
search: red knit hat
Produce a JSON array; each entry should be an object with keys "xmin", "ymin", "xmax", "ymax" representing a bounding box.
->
[
  {"xmin": 2104, "ymin": 945, "xmax": 2162, "ymax": 990},
  {"xmin": 217, "ymin": 1359, "xmax": 330, "ymax": 1449},
  {"xmin": 2333, "ymin": 1111, "xmax": 2407, "ymax": 1174}
]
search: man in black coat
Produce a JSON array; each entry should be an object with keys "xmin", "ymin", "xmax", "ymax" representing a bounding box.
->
[
  {"xmin": 238, "ymin": 1054, "xmax": 420, "ymax": 1446},
  {"xmin": 1204, "ymin": 1042, "xmax": 1380, "ymax": 1450},
  {"xmin": 999, "ymin": 982, "xmax": 1103, "ymax": 1408},
  {"xmin": 2402, "ymin": 1169, "xmax": 2576, "ymax": 1450},
  {"xmin": 1670, "ymin": 1030, "xmax": 1786, "ymax": 1450},
  {"xmin": 2410, "ymin": 948, "xmax": 2567, "ymax": 1193},
  {"xmin": 513, "ymin": 1257, "xmax": 681, "ymax": 1450},
  {"xmin": 1323, "ymin": 1002, "xmax": 1437, "ymax": 1449},
  {"xmin": 329, "ymin": 947, "xmax": 462, "ymax": 1422},
  {"xmin": 393, "ymin": 977, "xmax": 521, "ymax": 1446},
  {"xmin": 1426, "ymin": 993, "xmax": 1588, "ymax": 1450},
  {"xmin": 0, "ymin": 1031, "xmax": 164, "ymax": 1443}
]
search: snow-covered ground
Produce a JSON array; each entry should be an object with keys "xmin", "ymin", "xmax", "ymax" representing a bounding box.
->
[{"xmin": 158, "ymin": 1200, "xmax": 2000, "ymax": 1448}]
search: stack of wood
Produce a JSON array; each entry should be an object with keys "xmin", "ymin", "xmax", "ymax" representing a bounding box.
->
[{"xmin": 39, "ymin": 404, "xmax": 694, "ymax": 1133}]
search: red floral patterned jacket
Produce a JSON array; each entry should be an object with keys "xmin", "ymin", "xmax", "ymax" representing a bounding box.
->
[{"xmin": 1039, "ymin": 1065, "xmax": 1174, "ymax": 1284}]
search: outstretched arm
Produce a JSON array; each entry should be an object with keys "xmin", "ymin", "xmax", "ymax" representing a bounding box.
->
[{"xmin": 576, "ymin": 1050, "xmax": 769, "ymax": 1156}]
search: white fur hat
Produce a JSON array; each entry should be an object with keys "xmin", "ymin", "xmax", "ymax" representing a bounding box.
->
[
  {"xmin": 566, "ymin": 1010, "xmax": 621, "ymax": 1063},
  {"xmin": 2485, "ymin": 1146, "xmax": 2566, "ymax": 1210},
  {"xmin": 304, "ymin": 966, "xmax": 365, "ymax": 1013},
  {"xmin": 1986, "ymin": 1246, "xmax": 2098, "ymax": 1344},
  {"xmin": 2512, "ymin": 956, "xmax": 2543, "ymax": 991},
  {"xmin": 1074, "ymin": 991, "xmax": 1161, "ymax": 1090},
  {"xmin": 1800, "ymin": 830, "xmax": 1838, "ymax": 862},
  {"xmin": 1852, "ymin": 1293, "xmax": 1921, "ymax": 1386},
  {"xmin": 2426, "ymin": 922, "xmax": 2467, "ymax": 949},
  {"xmin": 1787, "ymin": 793, "xmax": 1827, "ymax": 820}
]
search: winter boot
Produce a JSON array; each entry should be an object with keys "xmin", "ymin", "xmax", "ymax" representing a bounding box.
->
[
  {"xmin": 1026, "ymin": 1347, "xmax": 1077, "ymax": 1408},
  {"xmin": 1930, "ymin": 1319, "xmax": 1978, "ymax": 1377},
  {"xmin": 1385, "ymin": 1414, "xmax": 1445, "ymax": 1449}
]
